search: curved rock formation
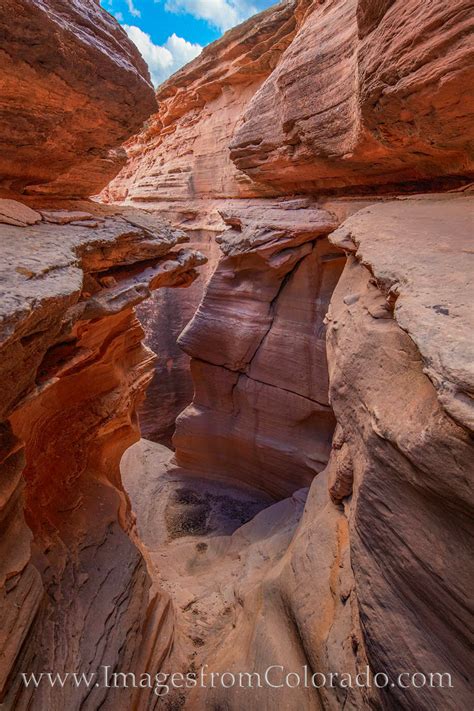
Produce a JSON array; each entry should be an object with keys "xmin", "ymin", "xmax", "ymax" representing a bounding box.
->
[
  {"xmin": 103, "ymin": 0, "xmax": 474, "ymax": 443},
  {"xmin": 231, "ymin": 0, "xmax": 474, "ymax": 194},
  {"xmin": 119, "ymin": 194, "xmax": 473, "ymax": 711},
  {"xmin": 0, "ymin": 1, "xmax": 205, "ymax": 706},
  {"xmin": 0, "ymin": 0, "xmax": 157, "ymax": 197},
  {"xmin": 324, "ymin": 196, "xmax": 473, "ymax": 710},
  {"xmin": 102, "ymin": 0, "xmax": 302, "ymax": 206},
  {"xmin": 101, "ymin": 2, "xmax": 308, "ymax": 441},
  {"xmin": 122, "ymin": 438, "xmax": 375, "ymax": 710},
  {"xmin": 174, "ymin": 202, "xmax": 345, "ymax": 496},
  {"xmin": 110, "ymin": 2, "xmax": 473, "ymax": 709},
  {"xmin": 2, "ymin": 0, "xmax": 473, "ymax": 709},
  {"xmin": 0, "ymin": 200, "xmax": 205, "ymax": 707}
]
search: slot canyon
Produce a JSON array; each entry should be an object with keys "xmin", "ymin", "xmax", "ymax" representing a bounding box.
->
[{"xmin": 0, "ymin": 0, "xmax": 472, "ymax": 709}]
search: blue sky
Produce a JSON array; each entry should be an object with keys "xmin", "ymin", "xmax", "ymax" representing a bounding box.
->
[{"xmin": 100, "ymin": 0, "xmax": 276, "ymax": 86}]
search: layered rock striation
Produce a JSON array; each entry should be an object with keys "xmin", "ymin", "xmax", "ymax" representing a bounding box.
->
[
  {"xmin": 108, "ymin": 1, "xmax": 473, "ymax": 710},
  {"xmin": 0, "ymin": 0, "xmax": 157, "ymax": 197},
  {"xmin": 103, "ymin": 0, "xmax": 474, "ymax": 444},
  {"xmin": 1, "ymin": 0, "xmax": 473, "ymax": 709},
  {"xmin": 323, "ymin": 196, "xmax": 473, "ymax": 709},
  {"xmin": 118, "ymin": 195, "xmax": 473, "ymax": 710},
  {"xmin": 102, "ymin": 0, "xmax": 302, "ymax": 206},
  {"xmin": 102, "ymin": 2, "xmax": 308, "ymax": 442},
  {"xmin": 175, "ymin": 201, "xmax": 345, "ymax": 496},
  {"xmin": 231, "ymin": 0, "xmax": 474, "ymax": 194},
  {"xmin": 0, "ymin": 1, "xmax": 205, "ymax": 707},
  {"xmin": 0, "ymin": 200, "xmax": 205, "ymax": 708}
]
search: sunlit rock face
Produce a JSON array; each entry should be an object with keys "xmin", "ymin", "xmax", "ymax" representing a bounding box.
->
[
  {"xmin": 1, "ymin": 0, "xmax": 473, "ymax": 709},
  {"xmin": 102, "ymin": 0, "xmax": 301, "ymax": 206},
  {"xmin": 101, "ymin": 1, "xmax": 305, "ymax": 443},
  {"xmin": 109, "ymin": 1, "xmax": 472, "ymax": 708},
  {"xmin": 231, "ymin": 0, "xmax": 474, "ymax": 194},
  {"xmin": 0, "ymin": 0, "xmax": 157, "ymax": 197},
  {"xmin": 102, "ymin": 0, "xmax": 473, "ymax": 445}
]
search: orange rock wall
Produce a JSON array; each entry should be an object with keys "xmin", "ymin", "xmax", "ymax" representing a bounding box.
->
[
  {"xmin": 104, "ymin": 2, "xmax": 473, "ymax": 709},
  {"xmin": 103, "ymin": 0, "xmax": 301, "ymax": 205},
  {"xmin": 0, "ymin": 0, "xmax": 157, "ymax": 197},
  {"xmin": 102, "ymin": 2, "xmax": 305, "ymax": 443},
  {"xmin": 0, "ymin": 1, "xmax": 204, "ymax": 704},
  {"xmin": 231, "ymin": 0, "xmax": 474, "ymax": 193},
  {"xmin": 175, "ymin": 204, "xmax": 345, "ymax": 496},
  {"xmin": 1, "ymin": 0, "xmax": 473, "ymax": 709},
  {"xmin": 0, "ymin": 200, "xmax": 204, "ymax": 705}
]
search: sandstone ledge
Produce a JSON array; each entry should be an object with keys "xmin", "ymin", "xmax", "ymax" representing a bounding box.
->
[
  {"xmin": 230, "ymin": 0, "xmax": 474, "ymax": 193},
  {"xmin": 0, "ymin": 199, "xmax": 206, "ymax": 705},
  {"xmin": 330, "ymin": 195, "xmax": 474, "ymax": 431}
]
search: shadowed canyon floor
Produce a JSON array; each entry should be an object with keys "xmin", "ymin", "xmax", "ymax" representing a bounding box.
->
[
  {"xmin": 0, "ymin": 0, "xmax": 473, "ymax": 710},
  {"xmin": 122, "ymin": 439, "xmax": 309, "ymax": 706}
]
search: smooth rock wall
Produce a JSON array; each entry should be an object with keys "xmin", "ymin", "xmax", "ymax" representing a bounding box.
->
[{"xmin": 231, "ymin": 0, "xmax": 474, "ymax": 193}]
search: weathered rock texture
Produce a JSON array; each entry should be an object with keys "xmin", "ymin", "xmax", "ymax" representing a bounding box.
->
[
  {"xmin": 101, "ymin": 2, "xmax": 317, "ymax": 441},
  {"xmin": 105, "ymin": 1, "xmax": 473, "ymax": 709},
  {"xmin": 183, "ymin": 195, "xmax": 474, "ymax": 710},
  {"xmin": 175, "ymin": 201, "xmax": 345, "ymax": 497},
  {"xmin": 0, "ymin": 0, "xmax": 157, "ymax": 197},
  {"xmin": 122, "ymin": 439, "xmax": 377, "ymax": 710},
  {"xmin": 0, "ymin": 200, "xmax": 205, "ymax": 708},
  {"xmin": 102, "ymin": 0, "xmax": 301, "ymax": 206},
  {"xmin": 120, "ymin": 195, "xmax": 473, "ymax": 711},
  {"xmin": 0, "ymin": 1, "xmax": 205, "ymax": 707},
  {"xmin": 104, "ymin": 0, "xmax": 474, "ymax": 444},
  {"xmin": 231, "ymin": 0, "xmax": 474, "ymax": 194},
  {"xmin": 2, "ymin": 0, "xmax": 474, "ymax": 709},
  {"xmin": 136, "ymin": 231, "xmax": 221, "ymax": 444},
  {"xmin": 325, "ymin": 196, "xmax": 473, "ymax": 710}
]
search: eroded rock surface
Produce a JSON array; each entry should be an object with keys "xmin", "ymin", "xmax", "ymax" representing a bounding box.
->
[
  {"xmin": 102, "ymin": 0, "xmax": 301, "ymax": 206},
  {"xmin": 0, "ymin": 200, "xmax": 205, "ymax": 707},
  {"xmin": 102, "ymin": 0, "xmax": 474, "ymax": 446},
  {"xmin": 231, "ymin": 0, "xmax": 474, "ymax": 193},
  {"xmin": 330, "ymin": 196, "xmax": 474, "ymax": 429},
  {"xmin": 102, "ymin": 8, "xmax": 473, "ymax": 707},
  {"xmin": 325, "ymin": 196, "xmax": 473, "ymax": 709},
  {"xmin": 120, "ymin": 437, "xmax": 375, "ymax": 711},
  {"xmin": 120, "ymin": 196, "xmax": 473, "ymax": 711},
  {"xmin": 174, "ymin": 201, "xmax": 345, "ymax": 497},
  {"xmin": 101, "ymin": 2, "xmax": 308, "ymax": 442},
  {"xmin": 2, "ymin": 0, "xmax": 473, "ymax": 709},
  {"xmin": 0, "ymin": 0, "xmax": 156, "ymax": 197},
  {"xmin": 0, "ymin": 1, "xmax": 204, "ymax": 705}
]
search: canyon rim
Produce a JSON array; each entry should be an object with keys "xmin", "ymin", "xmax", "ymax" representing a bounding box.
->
[{"xmin": 0, "ymin": 1, "xmax": 473, "ymax": 710}]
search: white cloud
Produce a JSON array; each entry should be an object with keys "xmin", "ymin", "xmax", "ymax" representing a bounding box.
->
[
  {"xmin": 123, "ymin": 25, "xmax": 202, "ymax": 86},
  {"xmin": 99, "ymin": 0, "xmax": 126, "ymax": 22},
  {"xmin": 162, "ymin": 0, "xmax": 256, "ymax": 32},
  {"xmin": 125, "ymin": 0, "xmax": 141, "ymax": 17}
]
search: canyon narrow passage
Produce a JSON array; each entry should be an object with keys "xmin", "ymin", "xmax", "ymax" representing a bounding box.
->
[{"xmin": 0, "ymin": 1, "xmax": 472, "ymax": 710}]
